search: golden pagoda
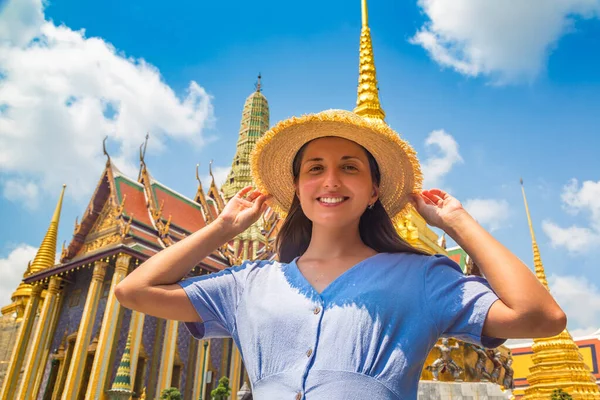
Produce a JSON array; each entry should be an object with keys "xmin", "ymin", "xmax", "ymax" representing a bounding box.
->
[
  {"xmin": 1, "ymin": 184, "xmax": 66, "ymax": 321},
  {"xmin": 520, "ymin": 179, "xmax": 600, "ymax": 399},
  {"xmin": 220, "ymin": 74, "xmax": 277, "ymax": 264},
  {"xmin": 353, "ymin": 0, "xmax": 444, "ymax": 255},
  {"xmin": 0, "ymin": 185, "xmax": 66, "ymax": 400}
]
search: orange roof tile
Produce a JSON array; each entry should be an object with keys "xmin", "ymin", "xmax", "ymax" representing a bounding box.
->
[{"xmin": 152, "ymin": 183, "xmax": 206, "ymax": 233}]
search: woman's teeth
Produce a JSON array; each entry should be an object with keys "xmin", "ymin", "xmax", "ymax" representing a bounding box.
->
[{"xmin": 319, "ymin": 197, "xmax": 345, "ymax": 204}]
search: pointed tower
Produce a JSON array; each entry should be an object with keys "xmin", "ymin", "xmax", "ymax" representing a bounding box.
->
[
  {"xmin": 520, "ymin": 179, "xmax": 600, "ymax": 399},
  {"xmin": 107, "ymin": 333, "xmax": 134, "ymax": 399},
  {"xmin": 351, "ymin": 1, "xmax": 444, "ymax": 254},
  {"xmin": 1, "ymin": 184, "xmax": 66, "ymax": 320},
  {"xmin": 28, "ymin": 184, "xmax": 66, "ymax": 274},
  {"xmin": 354, "ymin": 0, "xmax": 385, "ymax": 122},
  {"xmin": 221, "ymin": 74, "xmax": 270, "ymax": 201}
]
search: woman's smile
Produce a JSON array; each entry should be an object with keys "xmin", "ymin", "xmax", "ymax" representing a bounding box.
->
[{"xmin": 317, "ymin": 196, "xmax": 350, "ymax": 206}]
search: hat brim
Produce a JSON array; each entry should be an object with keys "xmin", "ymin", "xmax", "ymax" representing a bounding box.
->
[{"xmin": 251, "ymin": 109, "xmax": 422, "ymax": 219}]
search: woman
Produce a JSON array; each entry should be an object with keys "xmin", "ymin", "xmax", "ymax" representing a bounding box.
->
[{"xmin": 115, "ymin": 110, "xmax": 566, "ymax": 399}]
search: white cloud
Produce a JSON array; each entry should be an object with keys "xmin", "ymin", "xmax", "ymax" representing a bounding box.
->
[
  {"xmin": 411, "ymin": 0, "xmax": 600, "ymax": 83},
  {"xmin": 463, "ymin": 198, "xmax": 510, "ymax": 231},
  {"xmin": 542, "ymin": 221, "xmax": 600, "ymax": 253},
  {"xmin": 0, "ymin": 0, "xmax": 214, "ymax": 208},
  {"xmin": 561, "ymin": 179, "xmax": 600, "ymax": 230},
  {"xmin": 0, "ymin": 244, "xmax": 38, "ymax": 308},
  {"xmin": 421, "ymin": 129, "xmax": 463, "ymax": 188},
  {"xmin": 1, "ymin": 179, "xmax": 40, "ymax": 209},
  {"xmin": 549, "ymin": 274, "xmax": 600, "ymax": 334},
  {"xmin": 569, "ymin": 327, "xmax": 599, "ymax": 338},
  {"xmin": 0, "ymin": 0, "xmax": 44, "ymax": 47},
  {"xmin": 543, "ymin": 179, "xmax": 600, "ymax": 254}
]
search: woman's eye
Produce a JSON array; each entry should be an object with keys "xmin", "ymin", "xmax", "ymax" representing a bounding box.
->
[
  {"xmin": 308, "ymin": 165, "xmax": 323, "ymax": 172},
  {"xmin": 343, "ymin": 165, "xmax": 358, "ymax": 171}
]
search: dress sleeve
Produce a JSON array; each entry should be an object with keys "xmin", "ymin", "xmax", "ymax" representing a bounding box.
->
[
  {"xmin": 423, "ymin": 254, "xmax": 506, "ymax": 348},
  {"xmin": 178, "ymin": 259, "xmax": 262, "ymax": 339}
]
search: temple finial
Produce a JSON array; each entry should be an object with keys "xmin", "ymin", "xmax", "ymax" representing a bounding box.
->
[
  {"xmin": 354, "ymin": 0, "xmax": 385, "ymax": 122},
  {"xmin": 196, "ymin": 163, "xmax": 202, "ymax": 186},
  {"xmin": 102, "ymin": 136, "xmax": 111, "ymax": 166},
  {"xmin": 140, "ymin": 133, "xmax": 149, "ymax": 165},
  {"xmin": 29, "ymin": 185, "xmax": 66, "ymax": 274},
  {"xmin": 520, "ymin": 178, "xmax": 549, "ymax": 289},
  {"xmin": 256, "ymin": 73, "xmax": 262, "ymax": 92},
  {"xmin": 209, "ymin": 160, "xmax": 215, "ymax": 184},
  {"xmin": 361, "ymin": 0, "xmax": 368, "ymax": 26}
]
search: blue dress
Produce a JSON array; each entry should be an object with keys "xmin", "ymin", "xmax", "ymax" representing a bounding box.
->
[{"xmin": 178, "ymin": 252, "xmax": 505, "ymax": 399}]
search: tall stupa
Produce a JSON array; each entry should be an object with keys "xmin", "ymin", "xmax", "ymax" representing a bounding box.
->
[
  {"xmin": 353, "ymin": 0, "xmax": 444, "ymax": 254},
  {"xmin": 520, "ymin": 179, "xmax": 600, "ymax": 399}
]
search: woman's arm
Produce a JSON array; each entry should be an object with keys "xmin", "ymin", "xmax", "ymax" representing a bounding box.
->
[
  {"xmin": 114, "ymin": 187, "xmax": 269, "ymax": 321},
  {"xmin": 414, "ymin": 189, "xmax": 567, "ymax": 339}
]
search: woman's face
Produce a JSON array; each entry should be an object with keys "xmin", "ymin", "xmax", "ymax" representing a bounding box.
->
[{"xmin": 295, "ymin": 137, "xmax": 379, "ymax": 228}]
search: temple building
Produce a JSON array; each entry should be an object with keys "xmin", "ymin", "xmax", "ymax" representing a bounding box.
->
[
  {"xmin": 0, "ymin": 73, "xmax": 279, "ymax": 399},
  {"xmin": 3, "ymin": 0, "xmax": 591, "ymax": 399}
]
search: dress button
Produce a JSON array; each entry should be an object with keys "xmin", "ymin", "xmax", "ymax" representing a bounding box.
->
[
  {"xmin": 295, "ymin": 392, "xmax": 302, "ymax": 400},
  {"xmin": 313, "ymin": 306, "xmax": 321, "ymax": 315},
  {"xmin": 306, "ymin": 348, "xmax": 313, "ymax": 357}
]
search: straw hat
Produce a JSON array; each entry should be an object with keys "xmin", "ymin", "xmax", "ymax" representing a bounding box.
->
[{"xmin": 250, "ymin": 109, "xmax": 422, "ymax": 219}]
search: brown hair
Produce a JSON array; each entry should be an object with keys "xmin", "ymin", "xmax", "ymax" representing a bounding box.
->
[{"xmin": 276, "ymin": 140, "xmax": 426, "ymax": 263}]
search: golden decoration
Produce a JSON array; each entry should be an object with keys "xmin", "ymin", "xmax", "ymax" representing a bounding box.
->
[
  {"xmin": 354, "ymin": 0, "xmax": 385, "ymax": 121},
  {"xmin": 29, "ymin": 185, "xmax": 66, "ymax": 274},
  {"xmin": 520, "ymin": 179, "xmax": 600, "ymax": 399},
  {"xmin": 82, "ymin": 233, "xmax": 121, "ymax": 254}
]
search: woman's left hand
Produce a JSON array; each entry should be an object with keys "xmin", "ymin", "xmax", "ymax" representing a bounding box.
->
[{"xmin": 411, "ymin": 189, "xmax": 467, "ymax": 230}]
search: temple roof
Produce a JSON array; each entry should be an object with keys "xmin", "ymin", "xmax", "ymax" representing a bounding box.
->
[{"xmin": 24, "ymin": 157, "xmax": 234, "ymax": 283}]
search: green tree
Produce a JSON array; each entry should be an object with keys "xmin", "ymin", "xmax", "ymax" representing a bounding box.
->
[
  {"xmin": 551, "ymin": 389, "xmax": 573, "ymax": 400},
  {"xmin": 211, "ymin": 376, "xmax": 232, "ymax": 400},
  {"xmin": 160, "ymin": 387, "xmax": 182, "ymax": 400}
]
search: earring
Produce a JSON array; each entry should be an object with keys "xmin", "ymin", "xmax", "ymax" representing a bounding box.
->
[{"xmin": 368, "ymin": 203, "xmax": 374, "ymax": 210}]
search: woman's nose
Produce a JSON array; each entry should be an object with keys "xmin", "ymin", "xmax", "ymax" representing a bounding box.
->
[{"xmin": 323, "ymin": 169, "xmax": 342, "ymax": 188}]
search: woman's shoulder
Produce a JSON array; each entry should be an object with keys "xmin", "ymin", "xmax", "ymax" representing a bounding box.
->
[
  {"xmin": 229, "ymin": 258, "xmax": 293, "ymax": 276},
  {"xmin": 376, "ymin": 250, "xmax": 433, "ymax": 264},
  {"xmin": 376, "ymin": 251, "xmax": 460, "ymax": 273}
]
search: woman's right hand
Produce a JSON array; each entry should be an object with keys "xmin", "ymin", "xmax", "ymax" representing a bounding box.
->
[{"xmin": 215, "ymin": 186, "xmax": 271, "ymax": 236}]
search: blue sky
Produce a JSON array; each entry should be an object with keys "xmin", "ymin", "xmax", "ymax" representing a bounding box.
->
[{"xmin": 0, "ymin": 0, "xmax": 599, "ymax": 337}]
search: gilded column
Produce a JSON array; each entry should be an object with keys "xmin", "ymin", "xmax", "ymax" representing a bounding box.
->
[
  {"xmin": 16, "ymin": 277, "xmax": 62, "ymax": 400},
  {"xmin": 61, "ymin": 261, "xmax": 108, "ymax": 400},
  {"xmin": 192, "ymin": 340, "xmax": 209, "ymax": 400},
  {"xmin": 145, "ymin": 320, "xmax": 165, "ymax": 400},
  {"xmin": 86, "ymin": 253, "xmax": 131, "ymax": 400},
  {"xmin": 32, "ymin": 295, "xmax": 63, "ymax": 399},
  {"xmin": 126, "ymin": 310, "xmax": 146, "ymax": 400},
  {"xmin": 183, "ymin": 338, "xmax": 198, "ymax": 399},
  {"xmin": 156, "ymin": 319, "xmax": 179, "ymax": 395},
  {"xmin": 0, "ymin": 283, "xmax": 43, "ymax": 399},
  {"xmin": 233, "ymin": 239, "xmax": 241, "ymax": 260},
  {"xmin": 242, "ymin": 241, "xmax": 249, "ymax": 261},
  {"xmin": 229, "ymin": 346, "xmax": 243, "ymax": 398}
]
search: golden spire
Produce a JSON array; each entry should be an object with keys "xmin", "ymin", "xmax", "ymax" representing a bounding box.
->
[
  {"xmin": 519, "ymin": 178, "xmax": 600, "ymax": 400},
  {"xmin": 28, "ymin": 184, "xmax": 66, "ymax": 274},
  {"xmin": 354, "ymin": 0, "xmax": 385, "ymax": 122},
  {"xmin": 520, "ymin": 178, "xmax": 548, "ymax": 289}
]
